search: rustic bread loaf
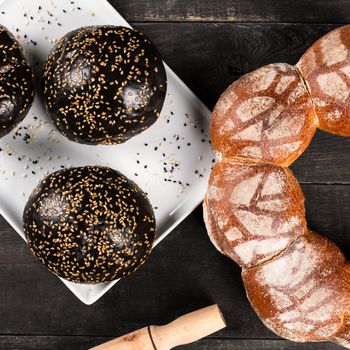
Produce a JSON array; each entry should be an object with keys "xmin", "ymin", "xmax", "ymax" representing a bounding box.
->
[
  {"xmin": 298, "ymin": 25, "xmax": 350, "ymax": 136},
  {"xmin": 204, "ymin": 25, "xmax": 350, "ymax": 349}
]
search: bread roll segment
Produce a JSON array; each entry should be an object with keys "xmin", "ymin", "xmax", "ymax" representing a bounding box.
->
[
  {"xmin": 204, "ymin": 25, "xmax": 350, "ymax": 349},
  {"xmin": 211, "ymin": 63, "xmax": 318, "ymax": 166},
  {"xmin": 204, "ymin": 160, "xmax": 306, "ymax": 268},
  {"xmin": 298, "ymin": 25, "xmax": 350, "ymax": 136},
  {"xmin": 242, "ymin": 231, "xmax": 350, "ymax": 343}
]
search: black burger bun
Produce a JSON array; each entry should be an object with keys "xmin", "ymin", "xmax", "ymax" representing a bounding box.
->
[
  {"xmin": 0, "ymin": 25, "xmax": 34, "ymax": 138},
  {"xmin": 42, "ymin": 26, "xmax": 167, "ymax": 145},
  {"xmin": 23, "ymin": 166, "xmax": 156, "ymax": 284}
]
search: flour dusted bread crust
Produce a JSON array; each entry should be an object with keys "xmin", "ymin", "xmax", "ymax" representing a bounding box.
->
[
  {"xmin": 204, "ymin": 25, "xmax": 350, "ymax": 349},
  {"xmin": 243, "ymin": 231, "xmax": 350, "ymax": 343},
  {"xmin": 211, "ymin": 63, "xmax": 317, "ymax": 166},
  {"xmin": 298, "ymin": 25, "xmax": 350, "ymax": 136},
  {"xmin": 204, "ymin": 160, "xmax": 306, "ymax": 268}
]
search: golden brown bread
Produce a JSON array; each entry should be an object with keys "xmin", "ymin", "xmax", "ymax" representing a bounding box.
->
[
  {"xmin": 204, "ymin": 25, "xmax": 350, "ymax": 349},
  {"xmin": 204, "ymin": 160, "xmax": 306, "ymax": 268},
  {"xmin": 298, "ymin": 25, "xmax": 350, "ymax": 136},
  {"xmin": 243, "ymin": 231, "xmax": 350, "ymax": 343},
  {"xmin": 211, "ymin": 63, "xmax": 318, "ymax": 166}
]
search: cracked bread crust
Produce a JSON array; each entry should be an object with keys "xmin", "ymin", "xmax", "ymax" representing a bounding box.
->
[{"xmin": 204, "ymin": 25, "xmax": 350, "ymax": 349}]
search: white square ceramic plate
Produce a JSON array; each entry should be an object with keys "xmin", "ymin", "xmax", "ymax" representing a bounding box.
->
[{"xmin": 0, "ymin": 0, "xmax": 213, "ymax": 304}]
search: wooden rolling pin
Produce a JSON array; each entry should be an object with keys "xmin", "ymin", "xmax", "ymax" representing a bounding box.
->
[{"xmin": 90, "ymin": 304, "xmax": 226, "ymax": 350}]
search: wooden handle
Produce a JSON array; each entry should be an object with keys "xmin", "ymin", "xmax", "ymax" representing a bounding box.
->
[
  {"xmin": 89, "ymin": 304, "xmax": 226, "ymax": 350},
  {"xmin": 90, "ymin": 327, "xmax": 153, "ymax": 350},
  {"xmin": 151, "ymin": 304, "xmax": 226, "ymax": 350}
]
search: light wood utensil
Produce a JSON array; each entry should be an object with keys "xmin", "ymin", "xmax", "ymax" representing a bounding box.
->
[{"xmin": 90, "ymin": 304, "xmax": 226, "ymax": 350}]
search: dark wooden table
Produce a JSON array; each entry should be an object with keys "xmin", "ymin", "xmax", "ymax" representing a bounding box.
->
[{"xmin": 1, "ymin": 1, "xmax": 350, "ymax": 349}]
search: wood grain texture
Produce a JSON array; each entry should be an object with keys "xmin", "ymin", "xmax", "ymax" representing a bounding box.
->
[
  {"xmin": 111, "ymin": 0, "xmax": 350, "ymax": 23},
  {"xmin": 0, "ymin": 182, "xmax": 349, "ymax": 342},
  {"xmin": 133, "ymin": 23, "xmax": 335, "ymax": 108},
  {"xmin": 0, "ymin": 336, "xmax": 342, "ymax": 350},
  {"xmin": 1, "ymin": 2, "xmax": 350, "ymax": 349},
  {"xmin": 132, "ymin": 23, "xmax": 350, "ymax": 183}
]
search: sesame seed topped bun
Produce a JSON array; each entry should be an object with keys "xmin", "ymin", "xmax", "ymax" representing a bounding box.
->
[
  {"xmin": 23, "ymin": 166, "xmax": 156, "ymax": 284},
  {"xmin": 42, "ymin": 26, "xmax": 167, "ymax": 145},
  {"xmin": 0, "ymin": 25, "xmax": 34, "ymax": 138}
]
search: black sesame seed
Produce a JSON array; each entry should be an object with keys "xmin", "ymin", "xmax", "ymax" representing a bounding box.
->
[
  {"xmin": 154, "ymin": 146, "xmax": 158, "ymax": 151},
  {"xmin": 187, "ymin": 143, "xmax": 191, "ymax": 146},
  {"xmin": 32, "ymin": 171, "xmax": 36, "ymax": 174}
]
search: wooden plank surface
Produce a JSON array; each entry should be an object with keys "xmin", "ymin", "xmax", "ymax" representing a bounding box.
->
[
  {"xmin": 133, "ymin": 23, "xmax": 350, "ymax": 183},
  {"xmin": 0, "ymin": 336, "xmax": 342, "ymax": 350},
  {"xmin": 0, "ymin": 182, "xmax": 348, "ymax": 342},
  {"xmin": 111, "ymin": 0, "xmax": 350, "ymax": 23},
  {"xmin": 1, "ymin": 2, "xmax": 350, "ymax": 350}
]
